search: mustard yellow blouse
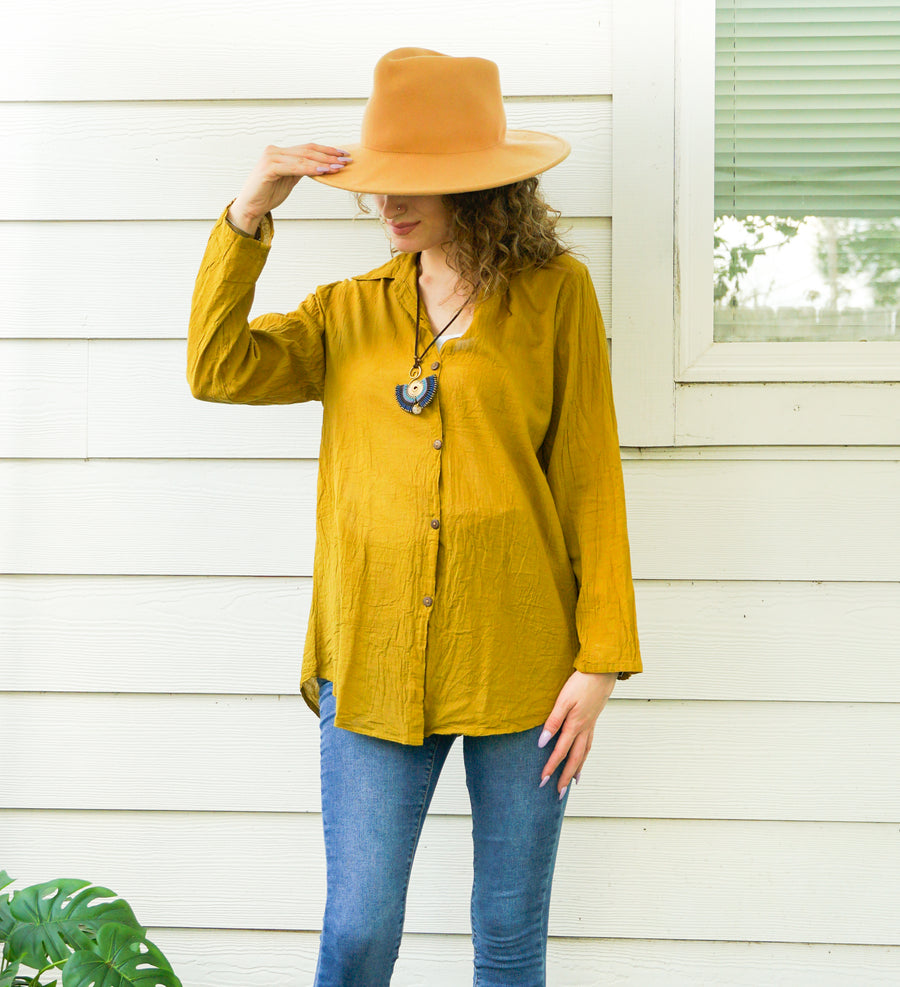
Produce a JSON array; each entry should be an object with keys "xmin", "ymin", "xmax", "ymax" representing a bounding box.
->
[{"xmin": 187, "ymin": 200, "xmax": 642, "ymax": 745}]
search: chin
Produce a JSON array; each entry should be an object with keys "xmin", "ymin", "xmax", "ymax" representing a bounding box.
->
[{"xmin": 392, "ymin": 238, "xmax": 442, "ymax": 253}]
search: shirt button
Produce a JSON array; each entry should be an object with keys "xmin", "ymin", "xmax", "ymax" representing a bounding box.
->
[
  {"xmin": 423, "ymin": 596, "xmax": 433, "ymax": 607},
  {"xmin": 431, "ymin": 519, "xmax": 440, "ymax": 529},
  {"xmin": 431, "ymin": 361, "xmax": 440, "ymax": 370},
  {"xmin": 433, "ymin": 439, "xmax": 443, "ymax": 449}
]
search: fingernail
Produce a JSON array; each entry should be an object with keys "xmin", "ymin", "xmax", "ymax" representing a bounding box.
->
[
  {"xmin": 539, "ymin": 776, "xmax": 549, "ymax": 788},
  {"xmin": 337, "ymin": 149, "xmax": 351, "ymax": 155},
  {"xmin": 538, "ymin": 729, "xmax": 552, "ymax": 749},
  {"xmin": 338, "ymin": 156, "xmax": 352, "ymax": 162},
  {"xmin": 574, "ymin": 771, "xmax": 581, "ymax": 785},
  {"xmin": 329, "ymin": 163, "xmax": 344, "ymax": 170},
  {"xmin": 558, "ymin": 786, "xmax": 568, "ymax": 801},
  {"xmin": 316, "ymin": 166, "xmax": 330, "ymax": 173}
]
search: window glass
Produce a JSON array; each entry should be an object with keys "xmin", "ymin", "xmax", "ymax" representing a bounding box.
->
[{"xmin": 715, "ymin": 0, "xmax": 900, "ymax": 341}]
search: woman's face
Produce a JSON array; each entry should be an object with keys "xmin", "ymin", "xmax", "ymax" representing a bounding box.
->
[{"xmin": 372, "ymin": 194, "xmax": 454, "ymax": 254}]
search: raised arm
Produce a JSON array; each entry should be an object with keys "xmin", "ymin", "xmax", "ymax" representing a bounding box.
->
[{"xmin": 186, "ymin": 143, "xmax": 351, "ymax": 405}]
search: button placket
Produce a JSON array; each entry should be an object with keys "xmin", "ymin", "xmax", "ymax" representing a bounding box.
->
[
  {"xmin": 412, "ymin": 403, "xmax": 444, "ymax": 733},
  {"xmin": 423, "ymin": 433, "xmax": 443, "ymax": 608}
]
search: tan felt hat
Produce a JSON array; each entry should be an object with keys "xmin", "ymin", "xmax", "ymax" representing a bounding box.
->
[{"xmin": 311, "ymin": 47, "xmax": 571, "ymax": 196}]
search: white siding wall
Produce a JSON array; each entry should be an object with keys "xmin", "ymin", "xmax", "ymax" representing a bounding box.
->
[{"xmin": 2, "ymin": 2, "xmax": 899, "ymax": 985}]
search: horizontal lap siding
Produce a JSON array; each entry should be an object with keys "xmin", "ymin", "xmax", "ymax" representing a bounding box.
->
[
  {"xmin": 1, "ymin": 459, "xmax": 898, "ymax": 578},
  {"xmin": 142, "ymin": 930, "xmax": 900, "ymax": 987},
  {"xmin": 3, "ymin": 576, "xmax": 898, "ymax": 700},
  {"xmin": 0, "ymin": 101, "xmax": 611, "ymax": 222},
  {"xmin": 2, "ymin": 694, "xmax": 899, "ymax": 821},
  {"xmin": 0, "ymin": 220, "xmax": 611, "ymax": 340},
  {"xmin": 3, "ymin": 0, "xmax": 612, "ymax": 100},
  {"xmin": 3, "ymin": 812, "xmax": 899, "ymax": 943},
  {"xmin": 4, "ymin": 0, "xmax": 899, "ymax": 981}
]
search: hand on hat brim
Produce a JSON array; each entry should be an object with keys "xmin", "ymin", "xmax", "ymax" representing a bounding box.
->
[{"xmin": 309, "ymin": 130, "xmax": 571, "ymax": 196}]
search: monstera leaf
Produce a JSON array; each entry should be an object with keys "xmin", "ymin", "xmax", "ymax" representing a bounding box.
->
[
  {"xmin": 3, "ymin": 879, "xmax": 143, "ymax": 972},
  {"xmin": 0, "ymin": 960, "xmax": 22, "ymax": 987},
  {"xmin": 63, "ymin": 923, "xmax": 181, "ymax": 987},
  {"xmin": 0, "ymin": 871, "xmax": 15, "ymax": 942}
]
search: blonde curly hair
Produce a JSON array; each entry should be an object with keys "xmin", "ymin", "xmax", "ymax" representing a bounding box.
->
[{"xmin": 353, "ymin": 178, "xmax": 582, "ymax": 303}]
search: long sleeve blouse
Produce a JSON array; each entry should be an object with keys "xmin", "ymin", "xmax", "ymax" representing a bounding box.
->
[{"xmin": 187, "ymin": 200, "xmax": 642, "ymax": 745}]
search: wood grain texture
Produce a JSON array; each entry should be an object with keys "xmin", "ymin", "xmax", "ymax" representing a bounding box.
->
[
  {"xmin": 676, "ymin": 381, "xmax": 900, "ymax": 445},
  {"xmin": 2, "ymin": 811, "xmax": 898, "ymax": 943},
  {"xmin": 2, "ymin": 693, "xmax": 898, "ymax": 821},
  {"xmin": 0, "ymin": 219, "xmax": 610, "ymax": 340},
  {"xmin": 4, "ymin": 576, "xmax": 899, "ymax": 701},
  {"xmin": 142, "ymin": 929, "xmax": 900, "ymax": 987},
  {"xmin": 2, "ymin": 0, "xmax": 612, "ymax": 100},
  {"xmin": 2, "ymin": 458, "xmax": 899, "ymax": 579},
  {"xmin": 0, "ymin": 100, "xmax": 611, "ymax": 221},
  {"xmin": 0, "ymin": 340, "xmax": 88, "ymax": 457},
  {"xmin": 611, "ymin": 0, "xmax": 675, "ymax": 446}
]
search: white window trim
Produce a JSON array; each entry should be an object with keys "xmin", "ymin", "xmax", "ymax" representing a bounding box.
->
[
  {"xmin": 677, "ymin": 0, "xmax": 900, "ymax": 385},
  {"xmin": 611, "ymin": 0, "xmax": 900, "ymax": 447}
]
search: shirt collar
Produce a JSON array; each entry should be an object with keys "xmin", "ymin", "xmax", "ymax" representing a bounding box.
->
[
  {"xmin": 390, "ymin": 250, "xmax": 420, "ymax": 322},
  {"xmin": 389, "ymin": 250, "xmax": 511, "ymax": 327}
]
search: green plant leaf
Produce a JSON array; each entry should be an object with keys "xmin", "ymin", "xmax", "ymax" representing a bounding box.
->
[
  {"xmin": 0, "ymin": 959, "xmax": 20, "ymax": 987},
  {"xmin": 0, "ymin": 871, "xmax": 15, "ymax": 944},
  {"xmin": 62, "ymin": 924, "xmax": 181, "ymax": 987},
  {"xmin": 5, "ymin": 881, "xmax": 144, "ymax": 972}
]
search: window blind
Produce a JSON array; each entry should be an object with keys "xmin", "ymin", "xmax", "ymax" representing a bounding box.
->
[{"xmin": 715, "ymin": 0, "xmax": 900, "ymax": 219}]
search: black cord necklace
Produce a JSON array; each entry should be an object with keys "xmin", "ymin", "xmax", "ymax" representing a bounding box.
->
[{"xmin": 395, "ymin": 254, "xmax": 474, "ymax": 415}]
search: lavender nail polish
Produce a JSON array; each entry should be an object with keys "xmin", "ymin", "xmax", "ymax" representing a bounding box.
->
[
  {"xmin": 538, "ymin": 729, "xmax": 552, "ymax": 749},
  {"xmin": 539, "ymin": 776, "xmax": 549, "ymax": 788},
  {"xmin": 558, "ymin": 786, "xmax": 568, "ymax": 801}
]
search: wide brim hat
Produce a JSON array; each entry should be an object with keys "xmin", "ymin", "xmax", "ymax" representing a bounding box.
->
[{"xmin": 311, "ymin": 47, "xmax": 571, "ymax": 196}]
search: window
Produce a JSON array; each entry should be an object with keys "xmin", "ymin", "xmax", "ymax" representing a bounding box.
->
[
  {"xmin": 610, "ymin": 0, "xmax": 900, "ymax": 446},
  {"xmin": 715, "ymin": 0, "xmax": 900, "ymax": 343}
]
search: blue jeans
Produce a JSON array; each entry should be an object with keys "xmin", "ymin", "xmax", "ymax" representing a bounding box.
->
[{"xmin": 313, "ymin": 678, "xmax": 570, "ymax": 987}]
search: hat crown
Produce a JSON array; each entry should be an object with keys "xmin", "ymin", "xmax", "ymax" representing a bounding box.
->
[{"xmin": 361, "ymin": 48, "xmax": 507, "ymax": 155}]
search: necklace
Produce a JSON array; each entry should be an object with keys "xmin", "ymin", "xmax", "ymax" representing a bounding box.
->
[{"xmin": 395, "ymin": 255, "xmax": 474, "ymax": 415}]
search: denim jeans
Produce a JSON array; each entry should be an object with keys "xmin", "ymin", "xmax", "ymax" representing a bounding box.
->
[{"xmin": 313, "ymin": 678, "xmax": 570, "ymax": 987}]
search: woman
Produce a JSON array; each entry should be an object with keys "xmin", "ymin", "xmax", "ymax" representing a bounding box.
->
[{"xmin": 188, "ymin": 47, "xmax": 642, "ymax": 987}]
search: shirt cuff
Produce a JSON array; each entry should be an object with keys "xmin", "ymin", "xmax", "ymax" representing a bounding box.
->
[{"xmin": 224, "ymin": 212, "xmax": 262, "ymax": 240}]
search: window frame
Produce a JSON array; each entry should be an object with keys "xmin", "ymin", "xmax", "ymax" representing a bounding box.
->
[{"xmin": 611, "ymin": 0, "xmax": 900, "ymax": 447}]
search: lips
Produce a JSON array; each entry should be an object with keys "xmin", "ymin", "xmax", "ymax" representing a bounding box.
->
[{"xmin": 388, "ymin": 221, "xmax": 419, "ymax": 233}]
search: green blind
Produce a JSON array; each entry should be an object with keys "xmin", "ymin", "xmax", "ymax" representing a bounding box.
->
[{"xmin": 716, "ymin": 0, "xmax": 900, "ymax": 219}]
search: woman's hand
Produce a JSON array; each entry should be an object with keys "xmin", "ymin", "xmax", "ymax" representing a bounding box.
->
[
  {"xmin": 538, "ymin": 669, "xmax": 618, "ymax": 796},
  {"xmin": 228, "ymin": 143, "xmax": 353, "ymax": 233}
]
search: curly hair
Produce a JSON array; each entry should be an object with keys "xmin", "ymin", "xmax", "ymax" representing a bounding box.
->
[{"xmin": 353, "ymin": 178, "xmax": 582, "ymax": 303}]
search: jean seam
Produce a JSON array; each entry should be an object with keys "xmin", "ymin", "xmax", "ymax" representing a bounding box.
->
[{"xmin": 387, "ymin": 735, "xmax": 443, "ymax": 967}]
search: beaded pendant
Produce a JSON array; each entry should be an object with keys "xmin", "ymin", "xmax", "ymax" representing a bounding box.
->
[
  {"xmin": 396, "ymin": 368, "xmax": 438, "ymax": 415},
  {"xmin": 396, "ymin": 251, "xmax": 472, "ymax": 415}
]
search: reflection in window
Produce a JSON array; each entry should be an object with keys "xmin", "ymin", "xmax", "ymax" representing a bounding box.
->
[{"xmin": 715, "ymin": 0, "xmax": 900, "ymax": 342}]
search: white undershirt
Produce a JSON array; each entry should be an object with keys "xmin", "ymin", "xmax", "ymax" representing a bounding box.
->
[{"xmin": 434, "ymin": 331, "xmax": 465, "ymax": 350}]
